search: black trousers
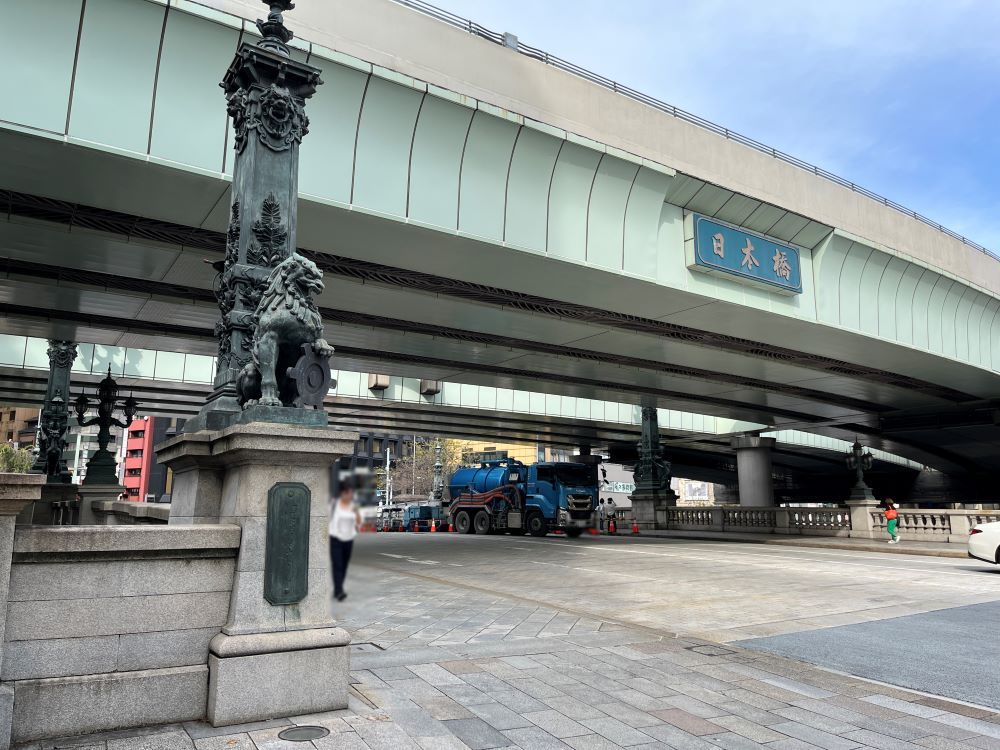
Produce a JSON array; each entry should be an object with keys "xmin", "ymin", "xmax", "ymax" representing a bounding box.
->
[{"xmin": 329, "ymin": 537, "xmax": 354, "ymax": 597}]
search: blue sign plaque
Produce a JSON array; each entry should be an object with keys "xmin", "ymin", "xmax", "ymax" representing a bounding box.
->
[{"xmin": 690, "ymin": 214, "xmax": 802, "ymax": 294}]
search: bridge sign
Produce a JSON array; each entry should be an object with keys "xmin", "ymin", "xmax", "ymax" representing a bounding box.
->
[{"xmin": 688, "ymin": 214, "xmax": 802, "ymax": 294}]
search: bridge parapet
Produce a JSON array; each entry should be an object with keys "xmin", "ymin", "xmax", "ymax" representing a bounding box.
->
[{"xmin": 656, "ymin": 504, "xmax": 997, "ymax": 545}]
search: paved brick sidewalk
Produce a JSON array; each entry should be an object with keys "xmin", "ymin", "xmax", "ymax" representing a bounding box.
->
[{"xmin": 28, "ymin": 560, "xmax": 1000, "ymax": 750}]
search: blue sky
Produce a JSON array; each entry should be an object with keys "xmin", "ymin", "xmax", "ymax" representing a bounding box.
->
[{"xmin": 437, "ymin": 0, "xmax": 1000, "ymax": 252}]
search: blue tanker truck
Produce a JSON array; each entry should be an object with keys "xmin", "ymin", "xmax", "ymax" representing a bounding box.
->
[{"xmin": 447, "ymin": 459, "xmax": 597, "ymax": 537}]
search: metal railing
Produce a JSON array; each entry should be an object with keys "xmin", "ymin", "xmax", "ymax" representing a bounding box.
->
[{"xmin": 391, "ymin": 0, "xmax": 996, "ymax": 260}]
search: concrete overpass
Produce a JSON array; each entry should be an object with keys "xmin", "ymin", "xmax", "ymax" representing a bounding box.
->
[
  {"xmin": 1, "ymin": 0, "xmax": 998, "ymax": 494},
  {"xmin": 0, "ymin": 333, "xmax": 927, "ymax": 502}
]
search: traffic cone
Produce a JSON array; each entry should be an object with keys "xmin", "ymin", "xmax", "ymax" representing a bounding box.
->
[
  {"xmin": 431, "ymin": 519, "xmax": 437, "ymax": 533},
  {"xmin": 608, "ymin": 518, "xmax": 616, "ymax": 535},
  {"xmin": 448, "ymin": 521, "xmax": 454, "ymax": 532},
  {"xmin": 631, "ymin": 519, "xmax": 640, "ymax": 535}
]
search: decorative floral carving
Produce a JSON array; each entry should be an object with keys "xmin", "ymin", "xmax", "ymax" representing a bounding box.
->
[
  {"xmin": 227, "ymin": 84, "xmax": 308, "ymax": 154},
  {"xmin": 226, "ymin": 89, "xmax": 250, "ymax": 154},
  {"xmin": 214, "ymin": 321, "xmax": 231, "ymax": 361},
  {"xmin": 247, "ymin": 194, "xmax": 287, "ymax": 267},
  {"xmin": 255, "ymin": 84, "xmax": 308, "ymax": 152},
  {"xmin": 239, "ymin": 275, "xmax": 268, "ymax": 309},
  {"xmin": 46, "ymin": 341, "xmax": 77, "ymax": 369},
  {"xmin": 225, "ymin": 201, "xmax": 240, "ymax": 266},
  {"xmin": 217, "ymin": 287, "xmax": 237, "ymax": 318}
]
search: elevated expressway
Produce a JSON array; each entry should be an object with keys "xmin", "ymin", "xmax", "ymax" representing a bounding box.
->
[
  {"xmin": 0, "ymin": 334, "xmax": 920, "ymax": 500},
  {"xmin": 1, "ymin": 0, "xmax": 999, "ymax": 494}
]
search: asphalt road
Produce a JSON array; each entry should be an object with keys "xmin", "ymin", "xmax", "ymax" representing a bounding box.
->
[
  {"xmin": 737, "ymin": 600, "xmax": 1000, "ymax": 710},
  {"xmin": 355, "ymin": 531, "xmax": 1000, "ymax": 707}
]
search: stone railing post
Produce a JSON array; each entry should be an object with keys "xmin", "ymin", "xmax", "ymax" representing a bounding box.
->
[
  {"xmin": 847, "ymin": 498, "xmax": 878, "ymax": 540},
  {"xmin": 948, "ymin": 512, "xmax": 971, "ymax": 544},
  {"xmin": 774, "ymin": 507, "xmax": 792, "ymax": 535},
  {"xmin": 0, "ymin": 474, "xmax": 45, "ymax": 749},
  {"xmin": 710, "ymin": 506, "xmax": 724, "ymax": 531}
]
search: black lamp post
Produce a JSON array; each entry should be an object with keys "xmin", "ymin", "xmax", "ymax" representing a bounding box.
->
[
  {"xmin": 432, "ymin": 440, "xmax": 444, "ymax": 502},
  {"xmin": 846, "ymin": 439, "xmax": 875, "ymax": 501},
  {"xmin": 74, "ymin": 367, "xmax": 139, "ymax": 486}
]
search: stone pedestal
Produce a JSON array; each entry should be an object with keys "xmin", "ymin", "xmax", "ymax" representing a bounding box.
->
[
  {"xmin": 77, "ymin": 484, "xmax": 126, "ymax": 525},
  {"xmin": 0, "ymin": 474, "xmax": 45, "ymax": 749},
  {"xmin": 630, "ymin": 489, "xmax": 677, "ymax": 531},
  {"xmin": 731, "ymin": 436, "xmax": 776, "ymax": 507},
  {"xmin": 207, "ymin": 628, "xmax": 349, "ymax": 726},
  {"xmin": 847, "ymin": 488, "xmax": 879, "ymax": 539},
  {"xmin": 156, "ymin": 422, "xmax": 357, "ymax": 726}
]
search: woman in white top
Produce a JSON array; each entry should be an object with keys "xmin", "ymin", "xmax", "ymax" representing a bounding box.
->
[{"xmin": 329, "ymin": 477, "xmax": 362, "ymax": 602}]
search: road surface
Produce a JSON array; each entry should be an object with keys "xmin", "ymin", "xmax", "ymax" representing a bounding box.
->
[{"xmin": 351, "ymin": 532, "xmax": 1000, "ymax": 709}]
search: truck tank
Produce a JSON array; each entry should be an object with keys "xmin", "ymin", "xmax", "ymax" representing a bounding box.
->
[{"xmin": 447, "ymin": 460, "xmax": 525, "ymax": 500}]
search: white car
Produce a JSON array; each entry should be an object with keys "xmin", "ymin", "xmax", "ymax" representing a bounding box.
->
[{"xmin": 968, "ymin": 521, "xmax": 1000, "ymax": 565}]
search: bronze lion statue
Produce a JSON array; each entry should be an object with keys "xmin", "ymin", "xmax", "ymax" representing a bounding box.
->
[{"xmin": 237, "ymin": 253, "xmax": 334, "ymax": 408}]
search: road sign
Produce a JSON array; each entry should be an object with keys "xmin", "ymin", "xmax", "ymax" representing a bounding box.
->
[{"xmin": 689, "ymin": 213, "xmax": 802, "ymax": 294}]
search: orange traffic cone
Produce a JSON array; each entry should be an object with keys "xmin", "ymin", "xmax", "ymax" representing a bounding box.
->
[
  {"xmin": 631, "ymin": 519, "xmax": 640, "ymax": 535},
  {"xmin": 448, "ymin": 522, "xmax": 454, "ymax": 532},
  {"xmin": 608, "ymin": 518, "xmax": 617, "ymax": 535},
  {"xmin": 431, "ymin": 519, "xmax": 437, "ymax": 533}
]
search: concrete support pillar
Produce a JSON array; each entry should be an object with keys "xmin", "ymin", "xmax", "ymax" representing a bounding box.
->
[{"xmin": 730, "ymin": 435, "xmax": 776, "ymax": 507}]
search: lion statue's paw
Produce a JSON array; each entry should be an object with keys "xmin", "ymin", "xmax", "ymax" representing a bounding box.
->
[{"xmin": 312, "ymin": 338, "xmax": 334, "ymax": 358}]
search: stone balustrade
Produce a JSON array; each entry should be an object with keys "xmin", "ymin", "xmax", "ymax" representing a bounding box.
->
[
  {"xmin": 4, "ymin": 523, "xmax": 241, "ymax": 743},
  {"xmin": 867, "ymin": 509, "xmax": 995, "ymax": 543},
  {"xmin": 658, "ymin": 504, "xmax": 996, "ymax": 543},
  {"xmin": 90, "ymin": 500, "xmax": 171, "ymax": 525}
]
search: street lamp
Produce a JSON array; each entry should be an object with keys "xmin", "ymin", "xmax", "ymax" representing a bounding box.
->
[
  {"xmin": 74, "ymin": 367, "xmax": 139, "ymax": 486},
  {"xmin": 845, "ymin": 439, "xmax": 875, "ymax": 501},
  {"xmin": 432, "ymin": 439, "xmax": 444, "ymax": 502}
]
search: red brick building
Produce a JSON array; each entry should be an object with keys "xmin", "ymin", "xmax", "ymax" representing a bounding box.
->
[
  {"xmin": 120, "ymin": 416, "xmax": 177, "ymax": 502},
  {"xmin": 122, "ymin": 418, "xmax": 155, "ymax": 500}
]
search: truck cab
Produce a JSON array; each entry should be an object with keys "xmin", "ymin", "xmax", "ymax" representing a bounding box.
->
[{"xmin": 526, "ymin": 462, "xmax": 597, "ymax": 537}]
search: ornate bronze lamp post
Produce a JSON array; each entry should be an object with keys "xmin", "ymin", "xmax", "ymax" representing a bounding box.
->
[
  {"xmin": 432, "ymin": 439, "xmax": 444, "ymax": 502},
  {"xmin": 32, "ymin": 340, "xmax": 77, "ymax": 483},
  {"xmin": 74, "ymin": 368, "xmax": 138, "ymax": 486},
  {"xmin": 629, "ymin": 407, "xmax": 677, "ymax": 529},
  {"xmin": 846, "ymin": 439, "xmax": 875, "ymax": 501}
]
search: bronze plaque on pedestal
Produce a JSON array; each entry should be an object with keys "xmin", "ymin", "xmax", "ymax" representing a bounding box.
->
[{"xmin": 264, "ymin": 482, "xmax": 311, "ymax": 605}]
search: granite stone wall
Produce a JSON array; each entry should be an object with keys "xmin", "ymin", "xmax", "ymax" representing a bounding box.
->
[{"xmin": 3, "ymin": 525, "xmax": 240, "ymax": 743}]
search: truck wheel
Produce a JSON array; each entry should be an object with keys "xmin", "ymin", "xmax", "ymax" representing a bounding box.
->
[
  {"xmin": 455, "ymin": 511, "xmax": 473, "ymax": 535},
  {"xmin": 473, "ymin": 511, "xmax": 491, "ymax": 535},
  {"xmin": 566, "ymin": 528, "xmax": 582, "ymax": 538},
  {"xmin": 527, "ymin": 513, "xmax": 547, "ymax": 537}
]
